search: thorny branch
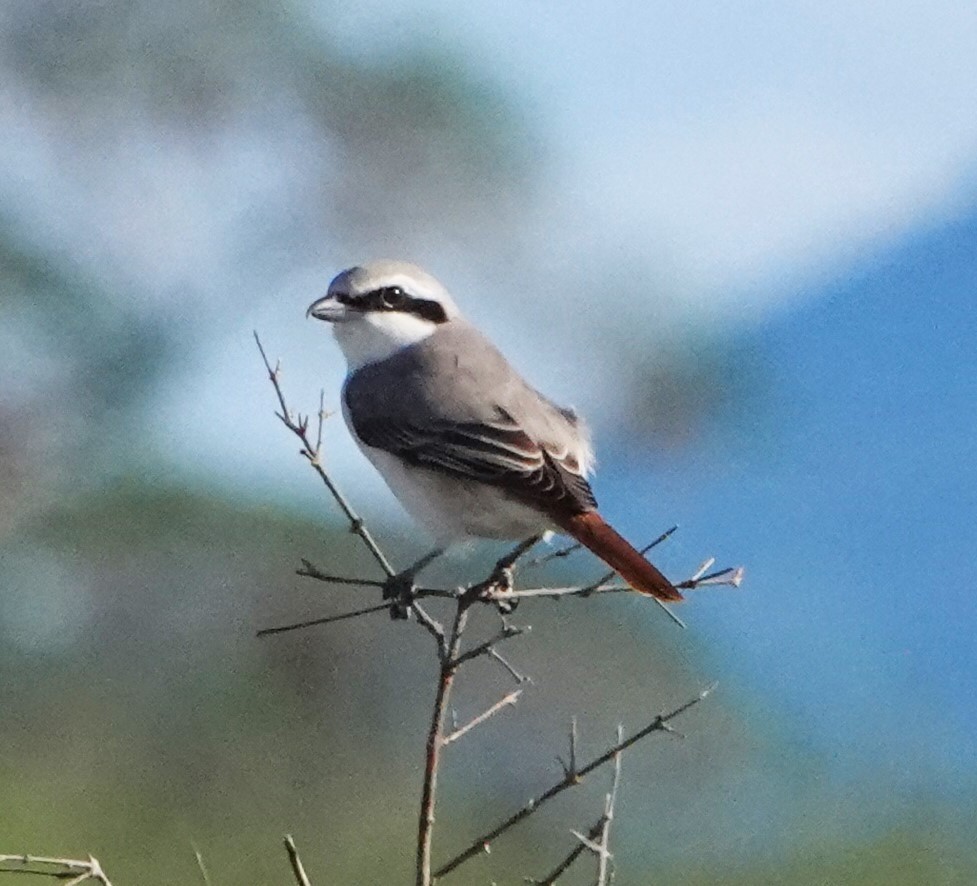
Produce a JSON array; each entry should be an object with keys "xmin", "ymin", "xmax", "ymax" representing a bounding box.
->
[
  {"xmin": 594, "ymin": 726, "xmax": 624, "ymax": 885},
  {"xmin": 256, "ymin": 600, "xmax": 395, "ymax": 637},
  {"xmin": 256, "ymin": 336, "xmax": 736, "ymax": 885},
  {"xmin": 526, "ymin": 820, "xmax": 603, "ymax": 885},
  {"xmin": 0, "ymin": 854, "xmax": 113, "ymax": 885},
  {"xmin": 255, "ymin": 332, "xmax": 445, "ymax": 644},
  {"xmin": 442, "ymin": 689, "xmax": 523, "ymax": 747},
  {"xmin": 527, "ymin": 725, "xmax": 623, "ymax": 885},
  {"xmin": 416, "ymin": 544, "xmax": 542, "ymax": 886},
  {"xmin": 416, "ymin": 600, "xmax": 468, "ymax": 886},
  {"xmin": 433, "ymin": 685, "xmax": 716, "ymax": 881},
  {"xmin": 254, "ymin": 332, "xmax": 394, "ymax": 579},
  {"xmin": 286, "ymin": 565, "xmax": 743, "ymax": 609}
]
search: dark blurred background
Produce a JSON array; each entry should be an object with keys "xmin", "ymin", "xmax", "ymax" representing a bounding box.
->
[{"xmin": 3, "ymin": 1, "xmax": 977, "ymax": 883}]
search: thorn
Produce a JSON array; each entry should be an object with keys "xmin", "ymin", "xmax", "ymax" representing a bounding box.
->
[
  {"xmin": 570, "ymin": 829, "xmax": 608, "ymax": 856},
  {"xmin": 642, "ymin": 524, "xmax": 679, "ymax": 553},
  {"xmin": 690, "ymin": 557, "xmax": 716, "ymax": 582}
]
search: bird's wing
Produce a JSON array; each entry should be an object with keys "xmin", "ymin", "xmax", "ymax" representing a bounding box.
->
[
  {"xmin": 350, "ymin": 406, "xmax": 597, "ymax": 514},
  {"xmin": 343, "ymin": 322, "xmax": 597, "ymax": 515}
]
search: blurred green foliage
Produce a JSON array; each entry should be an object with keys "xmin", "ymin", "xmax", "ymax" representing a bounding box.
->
[
  {"xmin": 4, "ymin": 483, "xmax": 976, "ymax": 883},
  {"xmin": 0, "ymin": 213, "xmax": 171, "ymax": 418}
]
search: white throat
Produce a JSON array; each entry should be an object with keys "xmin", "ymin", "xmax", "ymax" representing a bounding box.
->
[{"xmin": 333, "ymin": 311, "xmax": 439, "ymax": 370}]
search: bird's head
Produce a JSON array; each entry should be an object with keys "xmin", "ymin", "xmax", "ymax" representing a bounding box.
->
[{"xmin": 307, "ymin": 261, "xmax": 460, "ymax": 369}]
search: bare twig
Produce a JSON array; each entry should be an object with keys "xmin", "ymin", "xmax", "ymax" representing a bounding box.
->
[
  {"xmin": 487, "ymin": 647, "xmax": 531, "ymax": 685},
  {"xmin": 255, "ymin": 333, "xmax": 446, "ymax": 641},
  {"xmin": 452, "ymin": 623, "xmax": 528, "ymax": 668},
  {"xmin": 595, "ymin": 726, "xmax": 624, "ymax": 885},
  {"xmin": 255, "ymin": 333, "xmax": 520, "ymax": 885},
  {"xmin": 0, "ymin": 854, "xmax": 113, "ymax": 885},
  {"xmin": 296, "ymin": 560, "xmax": 388, "ymax": 589},
  {"xmin": 257, "ymin": 601, "xmax": 394, "ymax": 637},
  {"xmin": 417, "ymin": 539, "xmax": 544, "ymax": 884},
  {"xmin": 314, "ymin": 390, "xmax": 328, "ymax": 456},
  {"xmin": 525, "ymin": 820, "xmax": 603, "ymax": 884},
  {"xmin": 284, "ymin": 835, "xmax": 312, "ymax": 886},
  {"xmin": 480, "ymin": 559, "xmax": 744, "ymax": 602},
  {"xmin": 257, "ymin": 569, "xmax": 694, "ymax": 644},
  {"xmin": 676, "ymin": 565, "xmax": 745, "ymax": 590},
  {"xmin": 527, "ymin": 525, "xmax": 678, "ymax": 569},
  {"xmin": 477, "ymin": 581, "xmax": 688, "ymax": 629},
  {"xmin": 443, "ymin": 689, "xmax": 523, "ymax": 746},
  {"xmin": 556, "ymin": 717, "xmax": 579, "ymax": 781},
  {"xmin": 569, "ymin": 830, "xmax": 605, "ymax": 857},
  {"xmin": 254, "ymin": 332, "xmax": 394, "ymax": 578},
  {"xmin": 417, "ymin": 601, "xmax": 471, "ymax": 886},
  {"xmin": 433, "ymin": 684, "xmax": 716, "ymax": 880},
  {"xmin": 411, "ymin": 601, "xmax": 448, "ymax": 650},
  {"xmin": 546, "ymin": 721, "xmax": 623, "ymax": 886},
  {"xmin": 298, "ymin": 557, "xmax": 458, "ymax": 599},
  {"xmin": 527, "ymin": 540, "xmax": 583, "ymax": 567},
  {"xmin": 483, "ymin": 584, "xmax": 630, "ymax": 600},
  {"xmin": 290, "ymin": 560, "xmax": 743, "ymax": 605}
]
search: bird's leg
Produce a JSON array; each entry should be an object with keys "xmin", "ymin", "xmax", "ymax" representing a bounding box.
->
[
  {"xmin": 383, "ymin": 547, "xmax": 446, "ymax": 620},
  {"xmin": 497, "ymin": 534, "xmax": 545, "ymax": 575},
  {"xmin": 480, "ymin": 534, "xmax": 544, "ymax": 612}
]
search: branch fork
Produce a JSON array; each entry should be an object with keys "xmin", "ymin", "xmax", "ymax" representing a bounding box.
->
[{"xmin": 0, "ymin": 854, "xmax": 113, "ymax": 886}]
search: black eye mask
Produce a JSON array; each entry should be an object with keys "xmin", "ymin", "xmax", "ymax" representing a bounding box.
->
[{"xmin": 341, "ymin": 287, "xmax": 449, "ymax": 324}]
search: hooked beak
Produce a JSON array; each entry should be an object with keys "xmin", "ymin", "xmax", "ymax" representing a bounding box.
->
[{"xmin": 306, "ymin": 293, "xmax": 347, "ymax": 323}]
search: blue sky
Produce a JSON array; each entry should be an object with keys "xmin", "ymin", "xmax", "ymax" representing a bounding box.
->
[{"xmin": 596, "ymin": 207, "xmax": 977, "ymax": 791}]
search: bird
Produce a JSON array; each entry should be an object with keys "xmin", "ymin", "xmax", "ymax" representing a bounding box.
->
[{"xmin": 306, "ymin": 260, "xmax": 682, "ymax": 603}]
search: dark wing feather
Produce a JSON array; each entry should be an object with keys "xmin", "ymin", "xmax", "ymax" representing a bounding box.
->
[{"xmin": 351, "ymin": 413, "xmax": 597, "ymax": 515}]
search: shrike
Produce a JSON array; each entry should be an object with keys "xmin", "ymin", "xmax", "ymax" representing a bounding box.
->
[{"xmin": 306, "ymin": 261, "xmax": 681, "ymax": 603}]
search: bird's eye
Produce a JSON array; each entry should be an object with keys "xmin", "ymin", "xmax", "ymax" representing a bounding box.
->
[{"xmin": 379, "ymin": 286, "xmax": 407, "ymax": 309}]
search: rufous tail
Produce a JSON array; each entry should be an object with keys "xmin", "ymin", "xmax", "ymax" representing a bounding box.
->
[{"xmin": 557, "ymin": 511, "xmax": 683, "ymax": 602}]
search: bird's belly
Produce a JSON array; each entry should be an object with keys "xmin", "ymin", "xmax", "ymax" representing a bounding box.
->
[{"xmin": 357, "ymin": 445, "xmax": 549, "ymax": 544}]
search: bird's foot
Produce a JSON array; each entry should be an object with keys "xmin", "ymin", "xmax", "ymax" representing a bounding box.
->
[
  {"xmin": 382, "ymin": 570, "xmax": 417, "ymax": 620},
  {"xmin": 472, "ymin": 535, "xmax": 544, "ymax": 613},
  {"xmin": 488, "ymin": 564, "xmax": 518, "ymax": 614},
  {"xmin": 382, "ymin": 547, "xmax": 446, "ymax": 620}
]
